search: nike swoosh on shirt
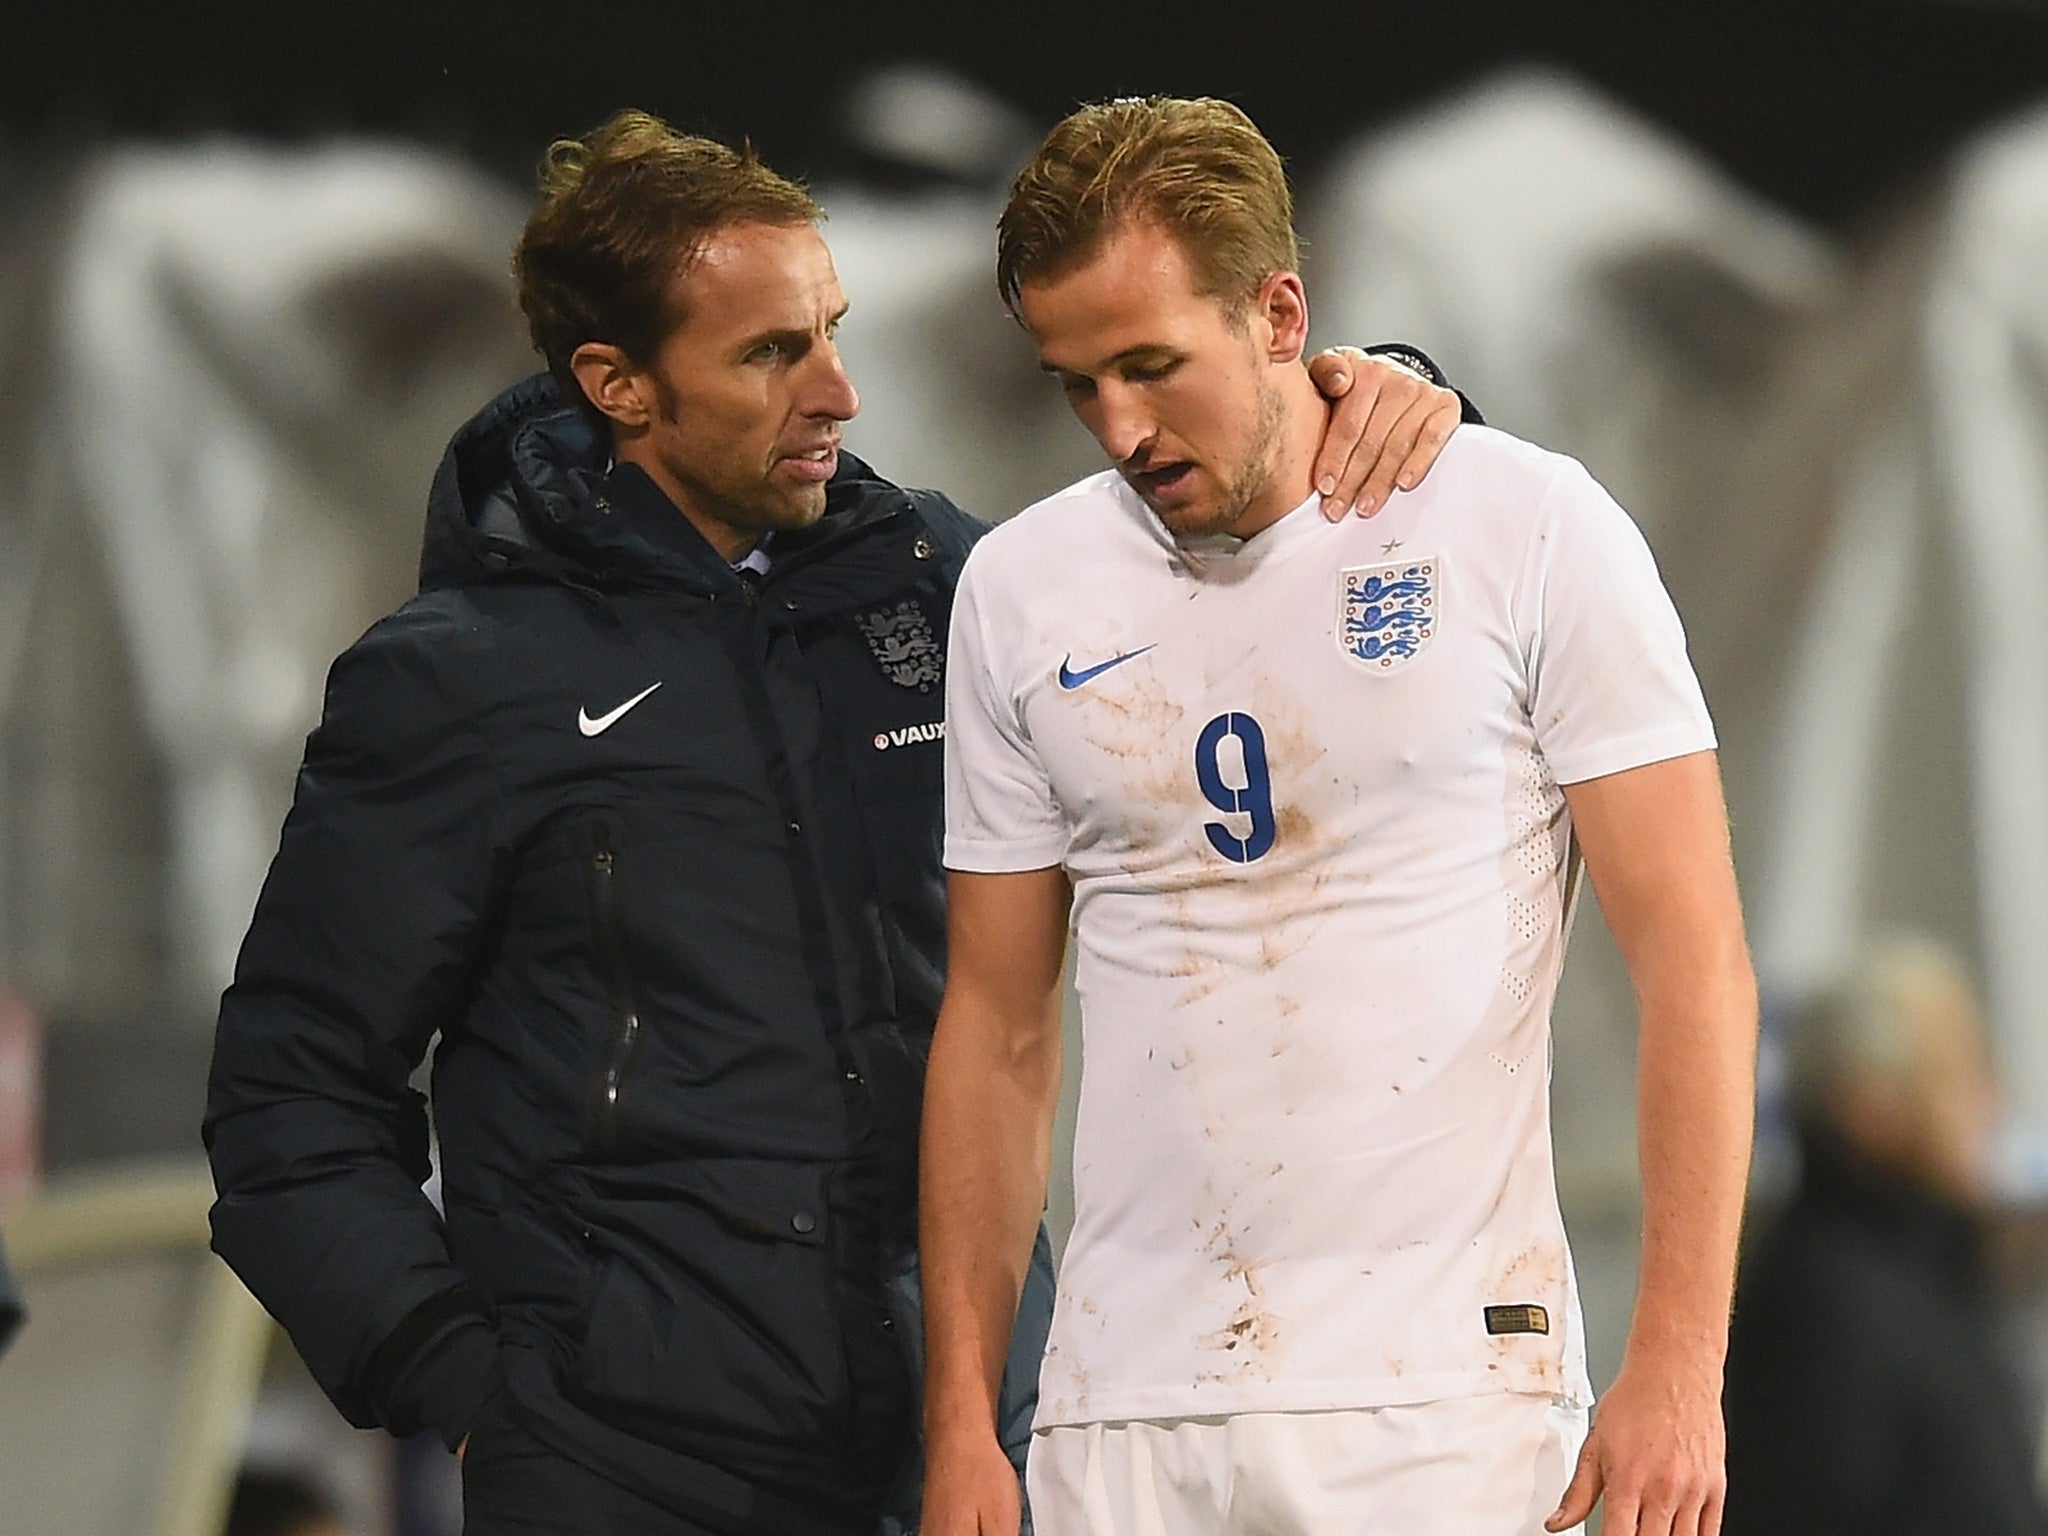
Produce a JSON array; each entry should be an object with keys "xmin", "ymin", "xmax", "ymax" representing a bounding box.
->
[
  {"xmin": 577, "ymin": 682, "xmax": 663, "ymax": 737},
  {"xmin": 1057, "ymin": 645, "xmax": 1157, "ymax": 690}
]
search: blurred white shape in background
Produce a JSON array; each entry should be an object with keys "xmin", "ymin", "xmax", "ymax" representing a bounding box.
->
[
  {"xmin": 42, "ymin": 142, "xmax": 531, "ymax": 1022},
  {"xmin": 1307, "ymin": 69, "xmax": 1837, "ymax": 493},
  {"xmin": 841, "ymin": 63, "xmax": 1039, "ymax": 187},
  {"xmin": 1924, "ymin": 104, "xmax": 2048, "ymax": 1135},
  {"xmin": 1762, "ymin": 101, "xmax": 2048, "ymax": 1170}
]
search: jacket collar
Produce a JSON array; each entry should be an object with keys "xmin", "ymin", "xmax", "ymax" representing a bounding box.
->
[
  {"xmin": 595, "ymin": 461, "xmax": 756, "ymax": 589},
  {"xmin": 419, "ymin": 373, "xmax": 910, "ymax": 599}
]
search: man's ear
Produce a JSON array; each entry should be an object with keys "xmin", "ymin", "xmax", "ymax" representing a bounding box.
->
[
  {"xmin": 569, "ymin": 341, "xmax": 656, "ymax": 430},
  {"xmin": 1255, "ymin": 271, "xmax": 1310, "ymax": 364}
]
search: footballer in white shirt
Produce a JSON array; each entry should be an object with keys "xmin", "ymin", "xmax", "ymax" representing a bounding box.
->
[{"xmin": 919, "ymin": 98, "xmax": 1757, "ymax": 1536}]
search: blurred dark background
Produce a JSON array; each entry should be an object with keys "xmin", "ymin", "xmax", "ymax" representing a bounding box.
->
[{"xmin": 8, "ymin": 0, "xmax": 2048, "ymax": 226}]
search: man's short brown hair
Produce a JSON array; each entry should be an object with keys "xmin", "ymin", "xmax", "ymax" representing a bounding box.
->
[
  {"xmin": 513, "ymin": 110, "xmax": 821, "ymax": 398},
  {"xmin": 996, "ymin": 96, "xmax": 1300, "ymax": 320}
]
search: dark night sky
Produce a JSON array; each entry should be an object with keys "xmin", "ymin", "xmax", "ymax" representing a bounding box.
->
[{"xmin": 9, "ymin": 0, "xmax": 2048, "ymax": 226}]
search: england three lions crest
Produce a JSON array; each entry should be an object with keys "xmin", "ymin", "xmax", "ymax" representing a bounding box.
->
[
  {"xmin": 1339, "ymin": 558, "xmax": 1438, "ymax": 671},
  {"xmin": 855, "ymin": 599, "xmax": 945, "ymax": 691}
]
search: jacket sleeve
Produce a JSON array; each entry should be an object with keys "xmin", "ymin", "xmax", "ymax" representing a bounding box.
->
[
  {"xmin": 203, "ymin": 612, "xmax": 506, "ymax": 1448},
  {"xmin": 1360, "ymin": 341, "xmax": 1484, "ymax": 425}
]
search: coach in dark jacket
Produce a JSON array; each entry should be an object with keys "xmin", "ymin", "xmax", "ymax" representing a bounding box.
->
[
  {"xmin": 204, "ymin": 110, "xmax": 1465, "ymax": 1536},
  {"xmin": 208, "ymin": 366, "xmax": 1025, "ymax": 1533}
]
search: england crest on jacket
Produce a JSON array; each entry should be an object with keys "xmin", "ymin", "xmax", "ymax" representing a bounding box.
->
[
  {"xmin": 855, "ymin": 598, "xmax": 945, "ymax": 691},
  {"xmin": 1338, "ymin": 558, "xmax": 1437, "ymax": 671}
]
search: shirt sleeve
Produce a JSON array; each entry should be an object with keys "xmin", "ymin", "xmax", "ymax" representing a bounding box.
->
[
  {"xmin": 1516, "ymin": 457, "xmax": 1717, "ymax": 785},
  {"xmin": 943, "ymin": 548, "xmax": 1070, "ymax": 872}
]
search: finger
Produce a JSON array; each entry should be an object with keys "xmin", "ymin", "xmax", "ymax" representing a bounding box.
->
[
  {"xmin": 1699, "ymin": 1482, "xmax": 1726, "ymax": 1536},
  {"xmin": 1315, "ymin": 374, "xmax": 1386, "ymax": 519},
  {"xmin": 1359, "ymin": 392, "xmax": 1458, "ymax": 517},
  {"xmin": 1314, "ymin": 363, "xmax": 1382, "ymax": 512},
  {"xmin": 1671, "ymin": 1490, "xmax": 1713, "ymax": 1536},
  {"xmin": 1305, "ymin": 345, "xmax": 1366, "ymax": 400},
  {"xmin": 1343, "ymin": 388, "xmax": 1431, "ymax": 518},
  {"xmin": 1387, "ymin": 394, "xmax": 1462, "ymax": 498},
  {"xmin": 1545, "ymin": 1440, "xmax": 1603, "ymax": 1532},
  {"xmin": 1599, "ymin": 1489, "xmax": 1642, "ymax": 1536},
  {"xmin": 1633, "ymin": 1487, "xmax": 1683, "ymax": 1536}
]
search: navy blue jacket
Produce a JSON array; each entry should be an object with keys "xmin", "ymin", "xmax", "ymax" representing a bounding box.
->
[{"xmin": 204, "ymin": 375, "xmax": 1051, "ymax": 1534}]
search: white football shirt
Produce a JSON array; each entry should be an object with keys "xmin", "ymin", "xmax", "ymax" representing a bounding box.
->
[{"xmin": 944, "ymin": 426, "xmax": 1716, "ymax": 1428}]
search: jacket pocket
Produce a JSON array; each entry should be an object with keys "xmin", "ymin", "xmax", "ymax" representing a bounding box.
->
[{"xmin": 565, "ymin": 1159, "xmax": 853, "ymax": 1450}]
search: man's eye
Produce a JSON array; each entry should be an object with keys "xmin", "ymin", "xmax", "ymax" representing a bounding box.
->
[
  {"xmin": 750, "ymin": 340, "xmax": 789, "ymax": 362},
  {"xmin": 1125, "ymin": 360, "xmax": 1178, "ymax": 383},
  {"xmin": 1057, "ymin": 375, "xmax": 1095, "ymax": 398}
]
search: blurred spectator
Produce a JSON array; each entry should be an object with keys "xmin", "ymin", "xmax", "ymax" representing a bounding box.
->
[
  {"xmin": 1724, "ymin": 936, "xmax": 2046, "ymax": 1534},
  {"xmin": 225, "ymin": 1466, "xmax": 349, "ymax": 1536}
]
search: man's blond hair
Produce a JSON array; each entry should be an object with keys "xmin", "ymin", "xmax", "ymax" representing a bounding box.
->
[{"xmin": 996, "ymin": 96, "xmax": 1300, "ymax": 319}]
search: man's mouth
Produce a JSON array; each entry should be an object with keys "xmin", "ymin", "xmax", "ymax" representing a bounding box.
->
[
  {"xmin": 1131, "ymin": 462, "xmax": 1195, "ymax": 499},
  {"xmin": 778, "ymin": 444, "xmax": 839, "ymax": 483}
]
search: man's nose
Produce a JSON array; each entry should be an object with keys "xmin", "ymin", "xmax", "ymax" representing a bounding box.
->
[
  {"xmin": 806, "ymin": 340, "xmax": 860, "ymax": 421},
  {"xmin": 1095, "ymin": 382, "xmax": 1153, "ymax": 464}
]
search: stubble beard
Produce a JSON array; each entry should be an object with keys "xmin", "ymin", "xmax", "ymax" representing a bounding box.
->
[
  {"xmin": 1156, "ymin": 378, "xmax": 1288, "ymax": 541},
  {"xmin": 652, "ymin": 381, "xmax": 830, "ymax": 547},
  {"xmin": 716, "ymin": 477, "xmax": 829, "ymax": 548}
]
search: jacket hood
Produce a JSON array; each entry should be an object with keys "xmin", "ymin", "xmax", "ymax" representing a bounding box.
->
[{"xmin": 418, "ymin": 372, "xmax": 906, "ymax": 596}]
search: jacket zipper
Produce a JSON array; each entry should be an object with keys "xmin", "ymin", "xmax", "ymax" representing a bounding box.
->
[{"xmin": 586, "ymin": 823, "xmax": 643, "ymax": 1156}]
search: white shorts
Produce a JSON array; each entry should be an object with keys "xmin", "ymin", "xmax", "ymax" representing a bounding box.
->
[{"xmin": 1026, "ymin": 1394, "xmax": 1589, "ymax": 1536}]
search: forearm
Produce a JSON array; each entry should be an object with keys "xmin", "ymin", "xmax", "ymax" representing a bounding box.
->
[
  {"xmin": 1626, "ymin": 934, "xmax": 1758, "ymax": 1370},
  {"xmin": 1562, "ymin": 752, "xmax": 1759, "ymax": 1380},
  {"xmin": 920, "ymin": 984, "xmax": 1063, "ymax": 1445}
]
